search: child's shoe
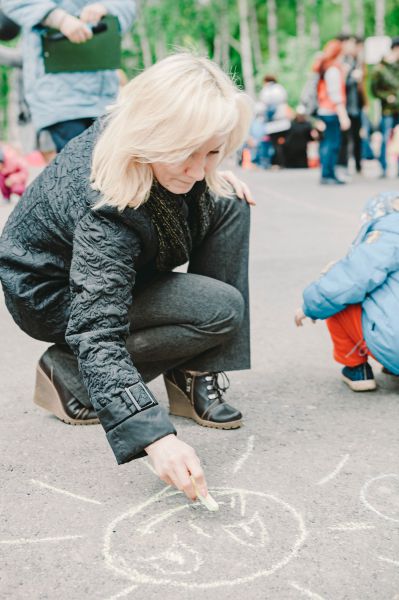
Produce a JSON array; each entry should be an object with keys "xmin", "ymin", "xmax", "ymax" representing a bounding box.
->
[{"xmin": 341, "ymin": 362, "xmax": 377, "ymax": 392}]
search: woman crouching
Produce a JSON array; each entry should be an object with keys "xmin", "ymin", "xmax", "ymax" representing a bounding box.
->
[{"xmin": 0, "ymin": 53, "xmax": 253, "ymax": 500}]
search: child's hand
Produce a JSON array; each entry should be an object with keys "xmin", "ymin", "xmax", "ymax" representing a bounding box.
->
[
  {"xmin": 295, "ymin": 308, "xmax": 316, "ymax": 326},
  {"xmin": 295, "ymin": 308, "xmax": 307, "ymax": 327}
]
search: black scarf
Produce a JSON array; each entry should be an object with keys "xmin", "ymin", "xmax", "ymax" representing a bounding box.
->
[{"xmin": 145, "ymin": 179, "xmax": 215, "ymax": 272}]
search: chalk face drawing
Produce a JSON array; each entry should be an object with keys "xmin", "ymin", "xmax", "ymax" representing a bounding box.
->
[
  {"xmin": 361, "ymin": 474, "xmax": 399, "ymax": 523},
  {"xmin": 104, "ymin": 487, "xmax": 307, "ymax": 589}
]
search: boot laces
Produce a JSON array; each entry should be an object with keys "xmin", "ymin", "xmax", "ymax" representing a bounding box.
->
[{"xmin": 205, "ymin": 372, "xmax": 230, "ymax": 402}]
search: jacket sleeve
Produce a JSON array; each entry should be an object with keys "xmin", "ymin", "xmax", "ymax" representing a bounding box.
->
[
  {"xmin": 0, "ymin": 46, "xmax": 22, "ymax": 68},
  {"xmin": 2, "ymin": 1, "xmax": 58, "ymax": 28},
  {"xmin": 324, "ymin": 66, "xmax": 344, "ymax": 107},
  {"xmin": 65, "ymin": 210, "xmax": 176, "ymax": 464},
  {"xmin": 101, "ymin": 1, "xmax": 136, "ymax": 33},
  {"xmin": 303, "ymin": 229, "xmax": 399, "ymax": 320}
]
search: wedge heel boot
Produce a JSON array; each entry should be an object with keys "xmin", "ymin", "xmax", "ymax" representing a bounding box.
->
[
  {"xmin": 33, "ymin": 354, "xmax": 99, "ymax": 426},
  {"xmin": 164, "ymin": 369, "xmax": 242, "ymax": 430}
]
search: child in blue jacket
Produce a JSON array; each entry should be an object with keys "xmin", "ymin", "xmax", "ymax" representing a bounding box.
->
[{"xmin": 295, "ymin": 191, "xmax": 399, "ymax": 391}]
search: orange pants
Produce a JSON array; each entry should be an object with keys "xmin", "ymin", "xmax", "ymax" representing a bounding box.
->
[{"xmin": 326, "ymin": 304, "xmax": 372, "ymax": 367}]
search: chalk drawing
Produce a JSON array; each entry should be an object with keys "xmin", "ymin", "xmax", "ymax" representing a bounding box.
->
[
  {"xmin": 327, "ymin": 523, "xmax": 375, "ymax": 532},
  {"xmin": 237, "ymin": 490, "xmax": 247, "ymax": 516},
  {"xmin": 290, "ymin": 582, "xmax": 326, "ymax": 600},
  {"xmin": 360, "ymin": 474, "xmax": 399, "ymax": 523},
  {"xmin": 378, "ymin": 556, "xmax": 399, "ymax": 567},
  {"xmin": 143, "ymin": 459, "xmax": 157, "ymax": 476},
  {"xmin": 233, "ymin": 435, "xmax": 255, "ymax": 474},
  {"xmin": 31, "ymin": 479, "xmax": 102, "ymax": 505},
  {"xmin": 105, "ymin": 585, "xmax": 138, "ymax": 600},
  {"xmin": 189, "ymin": 523, "xmax": 212, "ymax": 538},
  {"xmin": 317, "ymin": 454, "xmax": 349, "ymax": 486},
  {"xmin": 140, "ymin": 533, "xmax": 203, "ymax": 575},
  {"xmin": 0, "ymin": 535, "xmax": 84, "ymax": 545},
  {"xmin": 222, "ymin": 511, "xmax": 269, "ymax": 548},
  {"xmin": 103, "ymin": 487, "xmax": 307, "ymax": 589}
]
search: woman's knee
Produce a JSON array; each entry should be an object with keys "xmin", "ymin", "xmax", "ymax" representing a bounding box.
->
[
  {"xmin": 199, "ymin": 281, "xmax": 245, "ymax": 337},
  {"xmin": 230, "ymin": 194, "xmax": 251, "ymax": 221}
]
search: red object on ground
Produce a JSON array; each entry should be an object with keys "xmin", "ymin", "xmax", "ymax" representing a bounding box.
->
[
  {"xmin": 326, "ymin": 304, "xmax": 373, "ymax": 367},
  {"xmin": 25, "ymin": 150, "xmax": 47, "ymax": 168},
  {"xmin": 242, "ymin": 148, "xmax": 252, "ymax": 169},
  {"xmin": 308, "ymin": 156, "xmax": 320, "ymax": 168},
  {"xmin": 0, "ymin": 144, "xmax": 29, "ymax": 200}
]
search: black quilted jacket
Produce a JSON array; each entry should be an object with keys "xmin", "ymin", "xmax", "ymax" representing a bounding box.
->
[{"xmin": 0, "ymin": 121, "xmax": 178, "ymax": 464}]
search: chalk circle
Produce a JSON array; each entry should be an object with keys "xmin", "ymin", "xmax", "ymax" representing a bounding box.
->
[
  {"xmin": 361, "ymin": 474, "xmax": 399, "ymax": 523},
  {"xmin": 103, "ymin": 487, "xmax": 307, "ymax": 589}
]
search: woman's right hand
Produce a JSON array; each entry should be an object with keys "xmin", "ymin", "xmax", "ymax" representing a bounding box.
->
[{"xmin": 145, "ymin": 434, "xmax": 208, "ymax": 501}]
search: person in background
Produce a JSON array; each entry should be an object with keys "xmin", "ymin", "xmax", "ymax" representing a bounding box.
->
[
  {"xmin": 2, "ymin": 1, "xmax": 135, "ymax": 162},
  {"xmin": 371, "ymin": 37, "xmax": 399, "ymax": 178},
  {"xmin": 313, "ymin": 39, "xmax": 351, "ymax": 185},
  {"xmin": 282, "ymin": 105, "xmax": 320, "ymax": 169},
  {"xmin": 259, "ymin": 75, "xmax": 291, "ymax": 168},
  {"xmin": 295, "ymin": 191, "xmax": 399, "ymax": 391},
  {"xmin": 336, "ymin": 34, "xmax": 367, "ymax": 179}
]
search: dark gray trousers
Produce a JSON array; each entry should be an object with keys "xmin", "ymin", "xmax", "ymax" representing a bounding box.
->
[{"xmin": 50, "ymin": 195, "xmax": 251, "ymax": 406}]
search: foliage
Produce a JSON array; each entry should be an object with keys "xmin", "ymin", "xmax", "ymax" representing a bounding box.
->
[{"xmin": 2, "ymin": 0, "xmax": 399, "ymax": 120}]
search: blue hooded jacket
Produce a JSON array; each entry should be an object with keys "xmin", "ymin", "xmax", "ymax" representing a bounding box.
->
[
  {"xmin": 2, "ymin": 0, "xmax": 135, "ymax": 130},
  {"xmin": 303, "ymin": 192, "xmax": 399, "ymax": 375}
]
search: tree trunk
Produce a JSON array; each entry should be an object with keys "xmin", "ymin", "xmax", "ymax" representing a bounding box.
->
[
  {"xmin": 296, "ymin": 0, "xmax": 305, "ymax": 39},
  {"xmin": 237, "ymin": 0, "xmax": 256, "ymax": 97},
  {"xmin": 308, "ymin": 0, "xmax": 320, "ymax": 49},
  {"xmin": 135, "ymin": 0, "xmax": 153, "ymax": 68},
  {"xmin": 154, "ymin": 30, "xmax": 167, "ymax": 61},
  {"xmin": 249, "ymin": 0, "xmax": 263, "ymax": 73},
  {"xmin": 212, "ymin": 0, "xmax": 229, "ymax": 68},
  {"xmin": 375, "ymin": 0, "xmax": 385, "ymax": 36},
  {"xmin": 266, "ymin": 0, "xmax": 278, "ymax": 63},
  {"xmin": 341, "ymin": 0, "xmax": 351, "ymax": 34},
  {"xmin": 220, "ymin": 1, "xmax": 230, "ymax": 68},
  {"xmin": 355, "ymin": 0, "xmax": 365, "ymax": 38}
]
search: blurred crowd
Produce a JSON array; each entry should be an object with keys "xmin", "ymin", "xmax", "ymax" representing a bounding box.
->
[
  {"xmin": 1, "ymin": 4, "xmax": 399, "ymax": 199},
  {"xmin": 242, "ymin": 33, "xmax": 399, "ymax": 185}
]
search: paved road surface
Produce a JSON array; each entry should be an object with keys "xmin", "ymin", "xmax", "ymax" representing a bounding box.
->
[{"xmin": 1, "ymin": 164, "xmax": 399, "ymax": 600}]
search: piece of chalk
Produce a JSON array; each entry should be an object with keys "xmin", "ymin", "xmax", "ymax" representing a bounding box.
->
[{"xmin": 190, "ymin": 477, "xmax": 219, "ymax": 512}]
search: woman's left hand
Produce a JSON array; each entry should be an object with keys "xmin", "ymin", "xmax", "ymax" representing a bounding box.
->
[{"xmin": 219, "ymin": 170, "xmax": 256, "ymax": 206}]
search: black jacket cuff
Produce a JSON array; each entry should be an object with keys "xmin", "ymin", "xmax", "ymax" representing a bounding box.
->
[
  {"xmin": 104, "ymin": 403, "xmax": 176, "ymax": 464},
  {"xmin": 96, "ymin": 379, "xmax": 176, "ymax": 464}
]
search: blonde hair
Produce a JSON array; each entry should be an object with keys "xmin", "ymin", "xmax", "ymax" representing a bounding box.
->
[{"xmin": 91, "ymin": 53, "xmax": 253, "ymax": 210}]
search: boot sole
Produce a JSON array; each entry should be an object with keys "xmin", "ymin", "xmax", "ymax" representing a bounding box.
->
[
  {"xmin": 164, "ymin": 376, "xmax": 242, "ymax": 430},
  {"xmin": 342, "ymin": 375, "xmax": 377, "ymax": 392},
  {"xmin": 33, "ymin": 364, "xmax": 99, "ymax": 426}
]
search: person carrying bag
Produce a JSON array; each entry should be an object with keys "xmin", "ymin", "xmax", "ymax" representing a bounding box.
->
[{"xmin": 2, "ymin": 1, "xmax": 135, "ymax": 161}]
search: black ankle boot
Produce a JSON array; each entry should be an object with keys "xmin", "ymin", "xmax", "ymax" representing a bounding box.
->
[
  {"xmin": 33, "ymin": 346, "xmax": 99, "ymax": 425},
  {"xmin": 163, "ymin": 369, "xmax": 242, "ymax": 429}
]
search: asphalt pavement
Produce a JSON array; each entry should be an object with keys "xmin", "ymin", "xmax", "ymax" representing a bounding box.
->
[{"xmin": 1, "ymin": 162, "xmax": 399, "ymax": 600}]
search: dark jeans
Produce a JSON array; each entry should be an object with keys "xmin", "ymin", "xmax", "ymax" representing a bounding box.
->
[
  {"xmin": 42, "ymin": 118, "xmax": 95, "ymax": 153},
  {"xmin": 361, "ymin": 112, "xmax": 374, "ymax": 161},
  {"xmin": 379, "ymin": 114, "xmax": 399, "ymax": 175},
  {"xmin": 319, "ymin": 114, "xmax": 341, "ymax": 179},
  {"xmin": 254, "ymin": 139, "xmax": 273, "ymax": 169},
  {"xmin": 338, "ymin": 114, "xmax": 362, "ymax": 172},
  {"xmin": 45, "ymin": 196, "xmax": 251, "ymax": 406}
]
